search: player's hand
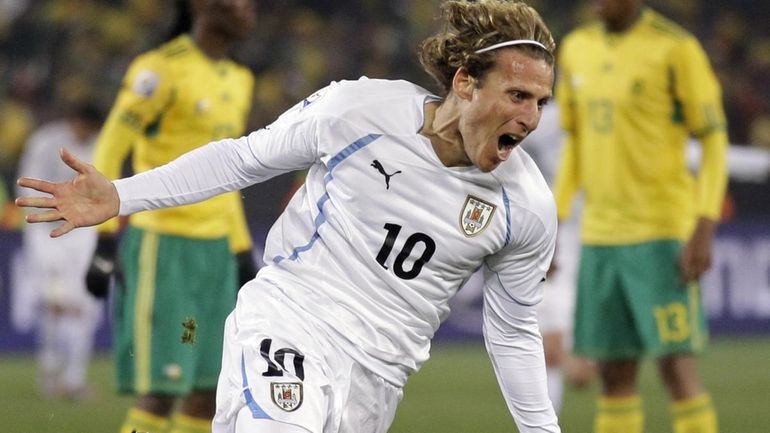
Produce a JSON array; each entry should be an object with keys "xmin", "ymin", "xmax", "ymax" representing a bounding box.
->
[
  {"xmin": 15, "ymin": 147, "xmax": 120, "ymax": 238},
  {"xmin": 679, "ymin": 217, "xmax": 717, "ymax": 283},
  {"xmin": 86, "ymin": 235, "xmax": 119, "ymax": 299},
  {"xmin": 236, "ymin": 250, "xmax": 258, "ymax": 288}
]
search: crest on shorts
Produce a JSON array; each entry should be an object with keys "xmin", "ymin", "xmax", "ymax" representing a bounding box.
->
[
  {"xmin": 271, "ymin": 382, "xmax": 303, "ymax": 412},
  {"xmin": 460, "ymin": 195, "xmax": 496, "ymax": 237}
]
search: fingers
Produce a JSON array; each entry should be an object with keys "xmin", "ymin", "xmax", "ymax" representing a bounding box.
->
[
  {"xmin": 679, "ymin": 254, "xmax": 710, "ymax": 283},
  {"xmin": 19, "ymin": 208, "xmax": 73, "ymax": 238},
  {"xmin": 15, "ymin": 195, "xmax": 57, "ymax": 209},
  {"xmin": 16, "ymin": 177, "xmax": 57, "ymax": 196},
  {"xmin": 50, "ymin": 221, "xmax": 75, "ymax": 238},
  {"xmin": 60, "ymin": 147, "xmax": 92, "ymax": 175},
  {"xmin": 25, "ymin": 209, "xmax": 62, "ymax": 223}
]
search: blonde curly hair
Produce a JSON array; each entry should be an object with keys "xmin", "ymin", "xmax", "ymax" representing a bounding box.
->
[{"xmin": 418, "ymin": 0, "xmax": 555, "ymax": 94}]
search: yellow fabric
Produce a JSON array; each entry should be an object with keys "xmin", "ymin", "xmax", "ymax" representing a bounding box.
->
[
  {"xmin": 120, "ymin": 407, "xmax": 170, "ymax": 433},
  {"xmin": 0, "ymin": 100, "xmax": 34, "ymax": 171},
  {"xmin": 134, "ymin": 230, "xmax": 159, "ymax": 394},
  {"xmin": 671, "ymin": 394, "xmax": 718, "ymax": 433},
  {"xmin": 169, "ymin": 413, "xmax": 212, "ymax": 433},
  {"xmin": 94, "ymin": 34, "xmax": 253, "ymax": 252},
  {"xmin": 594, "ymin": 395, "xmax": 644, "ymax": 433},
  {"xmin": 554, "ymin": 8, "xmax": 728, "ymax": 244}
]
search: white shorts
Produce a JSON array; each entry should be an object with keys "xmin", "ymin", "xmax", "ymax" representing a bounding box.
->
[{"xmin": 213, "ymin": 281, "xmax": 402, "ymax": 433}]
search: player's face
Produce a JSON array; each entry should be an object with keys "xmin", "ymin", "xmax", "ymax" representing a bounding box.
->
[
  {"xmin": 209, "ymin": 0, "xmax": 257, "ymax": 39},
  {"xmin": 595, "ymin": 0, "xmax": 643, "ymax": 30},
  {"xmin": 457, "ymin": 49, "xmax": 553, "ymax": 173}
]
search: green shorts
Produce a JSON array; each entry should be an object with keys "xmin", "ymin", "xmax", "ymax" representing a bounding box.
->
[
  {"xmin": 113, "ymin": 226, "xmax": 237, "ymax": 395},
  {"xmin": 573, "ymin": 240, "xmax": 708, "ymax": 360}
]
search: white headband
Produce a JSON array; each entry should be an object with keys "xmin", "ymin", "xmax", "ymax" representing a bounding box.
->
[{"xmin": 474, "ymin": 39, "xmax": 547, "ymax": 54}]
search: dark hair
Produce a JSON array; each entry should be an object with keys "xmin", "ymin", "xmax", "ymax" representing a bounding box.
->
[
  {"xmin": 165, "ymin": 0, "xmax": 194, "ymax": 41},
  {"xmin": 71, "ymin": 102, "xmax": 104, "ymax": 125},
  {"xmin": 418, "ymin": 0, "xmax": 555, "ymax": 95}
]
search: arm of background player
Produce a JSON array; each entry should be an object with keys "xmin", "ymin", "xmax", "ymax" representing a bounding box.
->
[
  {"xmin": 672, "ymin": 36, "xmax": 729, "ymax": 221},
  {"xmin": 92, "ymin": 54, "xmax": 173, "ymax": 234},
  {"xmin": 672, "ymin": 36, "xmax": 729, "ymax": 280}
]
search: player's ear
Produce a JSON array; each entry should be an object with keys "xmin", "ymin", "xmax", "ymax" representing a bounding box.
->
[{"xmin": 452, "ymin": 67, "xmax": 475, "ymax": 101}]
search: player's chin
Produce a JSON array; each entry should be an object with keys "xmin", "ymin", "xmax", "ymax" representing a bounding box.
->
[{"xmin": 476, "ymin": 160, "xmax": 501, "ymax": 173}]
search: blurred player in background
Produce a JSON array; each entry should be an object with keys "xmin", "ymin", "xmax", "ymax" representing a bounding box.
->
[
  {"xmin": 554, "ymin": 0, "xmax": 728, "ymax": 432},
  {"xmin": 13, "ymin": 102, "xmax": 103, "ymax": 400},
  {"xmin": 83, "ymin": 1, "xmax": 258, "ymax": 432},
  {"xmin": 17, "ymin": 1, "xmax": 563, "ymax": 431},
  {"xmin": 520, "ymin": 103, "xmax": 595, "ymax": 413}
]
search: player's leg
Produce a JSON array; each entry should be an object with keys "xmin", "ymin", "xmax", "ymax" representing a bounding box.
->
[
  {"xmin": 622, "ymin": 240, "xmax": 717, "ymax": 433},
  {"xmin": 565, "ymin": 355, "xmax": 596, "ymax": 388},
  {"xmin": 658, "ymin": 355, "xmax": 717, "ymax": 433},
  {"xmin": 172, "ymin": 235, "xmax": 238, "ymax": 433},
  {"xmin": 37, "ymin": 304, "xmax": 62, "ymax": 397},
  {"xmin": 171, "ymin": 398, "xmax": 218, "ymax": 433},
  {"xmin": 114, "ymin": 227, "xmax": 185, "ymax": 432},
  {"xmin": 57, "ymin": 267, "xmax": 102, "ymax": 399},
  {"xmin": 58, "ymin": 308, "xmax": 95, "ymax": 398},
  {"xmin": 337, "ymin": 362, "xmax": 401, "ymax": 433},
  {"xmin": 213, "ymin": 286, "xmax": 334, "ymax": 433},
  {"xmin": 574, "ymin": 245, "xmax": 645, "ymax": 433}
]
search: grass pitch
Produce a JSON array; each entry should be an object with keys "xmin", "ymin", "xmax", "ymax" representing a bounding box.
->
[{"xmin": 1, "ymin": 336, "xmax": 768, "ymax": 433}]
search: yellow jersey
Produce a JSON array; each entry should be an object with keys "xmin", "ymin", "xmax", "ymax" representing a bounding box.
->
[
  {"xmin": 554, "ymin": 8, "xmax": 728, "ymax": 245},
  {"xmin": 94, "ymin": 35, "xmax": 254, "ymax": 251}
]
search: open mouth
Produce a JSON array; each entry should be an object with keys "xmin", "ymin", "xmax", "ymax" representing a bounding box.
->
[{"xmin": 498, "ymin": 133, "xmax": 520, "ymax": 150}]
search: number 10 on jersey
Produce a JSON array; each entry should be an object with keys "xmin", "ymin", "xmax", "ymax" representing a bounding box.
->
[{"xmin": 375, "ymin": 223, "xmax": 436, "ymax": 280}]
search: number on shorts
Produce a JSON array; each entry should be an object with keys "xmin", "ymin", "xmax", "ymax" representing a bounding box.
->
[
  {"xmin": 260, "ymin": 338, "xmax": 305, "ymax": 381},
  {"xmin": 653, "ymin": 303, "xmax": 690, "ymax": 343}
]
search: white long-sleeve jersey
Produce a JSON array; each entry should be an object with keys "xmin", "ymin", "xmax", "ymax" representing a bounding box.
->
[{"xmin": 115, "ymin": 77, "xmax": 559, "ymax": 431}]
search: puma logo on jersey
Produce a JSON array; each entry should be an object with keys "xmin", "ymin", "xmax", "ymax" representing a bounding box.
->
[{"xmin": 371, "ymin": 160, "xmax": 401, "ymax": 189}]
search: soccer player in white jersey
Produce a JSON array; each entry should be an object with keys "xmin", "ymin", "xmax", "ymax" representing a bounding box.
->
[
  {"xmin": 13, "ymin": 103, "xmax": 103, "ymax": 399},
  {"xmin": 17, "ymin": 1, "xmax": 561, "ymax": 432}
]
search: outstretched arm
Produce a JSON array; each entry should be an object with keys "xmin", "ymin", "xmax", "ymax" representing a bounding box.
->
[{"xmin": 16, "ymin": 147, "xmax": 119, "ymax": 238}]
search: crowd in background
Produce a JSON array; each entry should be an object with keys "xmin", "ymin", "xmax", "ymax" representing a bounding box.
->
[{"xmin": 1, "ymin": 0, "xmax": 768, "ymax": 228}]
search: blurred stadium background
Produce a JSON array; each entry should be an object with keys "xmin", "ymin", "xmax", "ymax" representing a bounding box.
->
[{"xmin": 1, "ymin": 1, "xmax": 768, "ymax": 432}]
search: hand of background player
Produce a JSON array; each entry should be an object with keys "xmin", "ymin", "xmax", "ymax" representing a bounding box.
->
[
  {"xmin": 86, "ymin": 235, "xmax": 119, "ymax": 299},
  {"xmin": 15, "ymin": 147, "xmax": 120, "ymax": 238},
  {"xmin": 236, "ymin": 250, "xmax": 259, "ymax": 288},
  {"xmin": 679, "ymin": 216, "xmax": 717, "ymax": 282}
]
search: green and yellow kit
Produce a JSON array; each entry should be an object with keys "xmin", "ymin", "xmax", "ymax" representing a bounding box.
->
[
  {"xmin": 94, "ymin": 34, "xmax": 254, "ymax": 394},
  {"xmin": 555, "ymin": 9, "xmax": 729, "ymax": 360},
  {"xmin": 554, "ymin": 8, "xmax": 728, "ymax": 245}
]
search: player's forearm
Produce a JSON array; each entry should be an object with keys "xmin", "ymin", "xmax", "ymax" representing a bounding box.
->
[
  {"xmin": 696, "ymin": 130, "xmax": 728, "ymax": 219},
  {"xmin": 483, "ymin": 296, "xmax": 560, "ymax": 432},
  {"xmin": 114, "ymin": 136, "xmax": 260, "ymax": 215}
]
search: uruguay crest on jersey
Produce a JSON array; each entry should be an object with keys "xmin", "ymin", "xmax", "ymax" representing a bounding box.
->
[
  {"xmin": 271, "ymin": 382, "xmax": 303, "ymax": 412},
  {"xmin": 460, "ymin": 195, "xmax": 496, "ymax": 237}
]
